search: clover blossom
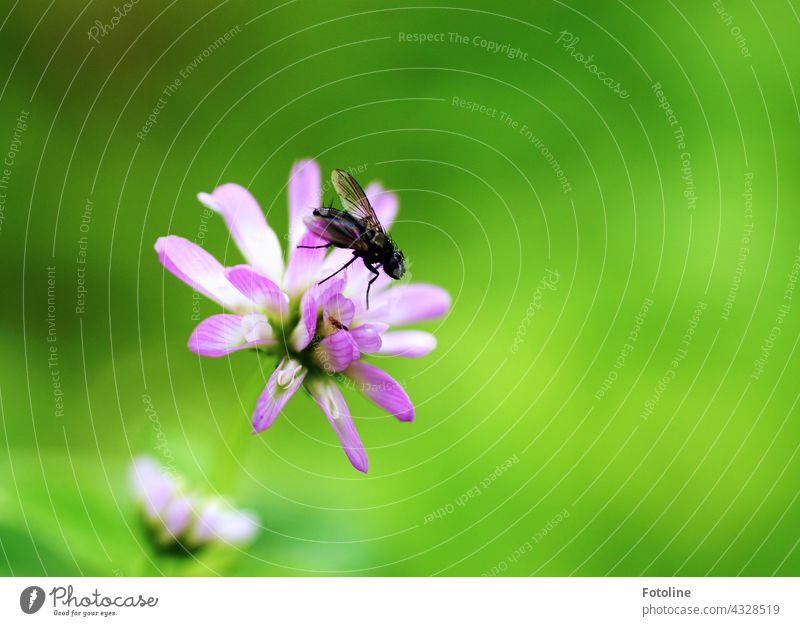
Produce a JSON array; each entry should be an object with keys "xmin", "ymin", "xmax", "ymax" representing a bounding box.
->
[
  {"xmin": 130, "ymin": 456, "xmax": 258, "ymax": 548},
  {"xmin": 154, "ymin": 160, "xmax": 449, "ymax": 472}
]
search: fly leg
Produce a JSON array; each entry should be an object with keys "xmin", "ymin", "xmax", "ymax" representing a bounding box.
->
[
  {"xmin": 297, "ymin": 243, "xmax": 333, "ymax": 249},
  {"xmin": 364, "ymin": 262, "xmax": 380, "ymax": 310},
  {"xmin": 318, "ymin": 252, "xmax": 360, "ymax": 285}
]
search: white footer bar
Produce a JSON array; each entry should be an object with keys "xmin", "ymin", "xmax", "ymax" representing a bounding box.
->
[{"xmin": 1, "ymin": 577, "xmax": 798, "ymax": 624}]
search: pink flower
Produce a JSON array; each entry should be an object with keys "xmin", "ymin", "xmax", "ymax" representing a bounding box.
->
[
  {"xmin": 155, "ymin": 160, "xmax": 450, "ymax": 473},
  {"xmin": 130, "ymin": 456, "xmax": 258, "ymax": 548}
]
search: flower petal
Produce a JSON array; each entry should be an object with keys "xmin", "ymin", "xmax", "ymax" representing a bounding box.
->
[
  {"xmin": 283, "ymin": 230, "xmax": 329, "ymax": 297},
  {"xmin": 253, "ymin": 357, "xmax": 306, "ymax": 432},
  {"xmin": 346, "ymin": 361, "xmax": 414, "ymax": 422},
  {"xmin": 320, "ymin": 247, "xmax": 355, "ymax": 277},
  {"xmin": 161, "ymin": 495, "xmax": 192, "ymax": 538},
  {"xmin": 290, "ymin": 289, "xmax": 318, "ymax": 352},
  {"xmin": 155, "ymin": 236, "xmax": 253, "ymax": 310},
  {"xmin": 377, "ymin": 330, "xmax": 437, "ymax": 357},
  {"xmin": 311, "ymin": 276, "xmax": 346, "ymax": 305},
  {"xmin": 307, "ymin": 378, "xmax": 368, "ymax": 473},
  {"xmin": 348, "ymin": 272, "xmax": 394, "ymax": 312},
  {"xmin": 315, "ymin": 330, "xmax": 360, "ymax": 373},
  {"xmin": 212, "ymin": 510, "xmax": 260, "ymax": 544},
  {"xmin": 198, "ymin": 184, "xmax": 284, "ymax": 283},
  {"xmin": 360, "ymin": 284, "xmax": 451, "ymax": 325},
  {"xmin": 188, "ymin": 313, "xmax": 273, "ymax": 357},
  {"xmin": 288, "ymin": 160, "xmax": 322, "ymax": 254},
  {"xmin": 350, "ymin": 323, "xmax": 388, "ymax": 353},
  {"xmin": 225, "ymin": 265, "xmax": 289, "ymax": 319},
  {"xmin": 193, "ymin": 499, "xmax": 259, "ymax": 545},
  {"xmin": 323, "ymin": 293, "xmax": 355, "ymax": 330},
  {"xmin": 130, "ymin": 456, "xmax": 176, "ymax": 519}
]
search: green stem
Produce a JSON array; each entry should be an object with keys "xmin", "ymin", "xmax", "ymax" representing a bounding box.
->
[{"xmin": 210, "ymin": 365, "xmax": 270, "ymax": 494}]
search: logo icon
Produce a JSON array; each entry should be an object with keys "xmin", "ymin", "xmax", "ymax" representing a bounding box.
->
[{"xmin": 20, "ymin": 586, "xmax": 45, "ymax": 614}]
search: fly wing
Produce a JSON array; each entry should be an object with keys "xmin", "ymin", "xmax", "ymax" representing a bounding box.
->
[
  {"xmin": 303, "ymin": 211, "xmax": 369, "ymax": 251},
  {"xmin": 331, "ymin": 169, "xmax": 384, "ymax": 232}
]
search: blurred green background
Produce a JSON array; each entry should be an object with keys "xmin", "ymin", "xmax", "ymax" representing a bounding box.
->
[{"xmin": 1, "ymin": 0, "xmax": 799, "ymax": 576}]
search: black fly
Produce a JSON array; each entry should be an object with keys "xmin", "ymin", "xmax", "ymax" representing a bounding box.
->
[{"xmin": 298, "ymin": 169, "xmax": 406, "ymax": 309}]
